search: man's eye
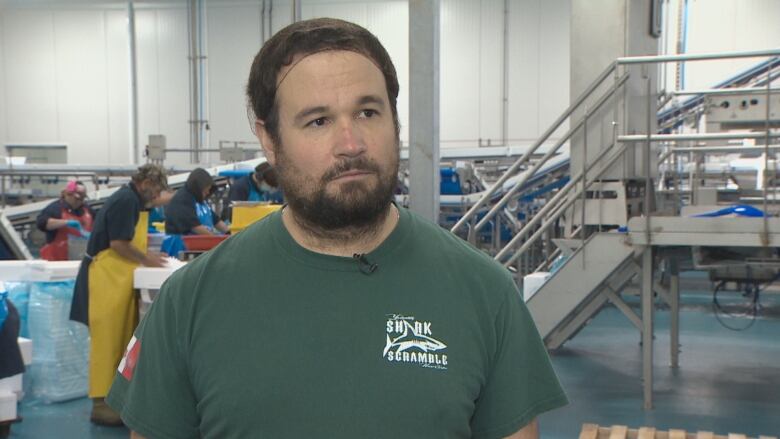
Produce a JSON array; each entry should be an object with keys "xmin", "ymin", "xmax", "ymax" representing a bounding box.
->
[
  {"xmin": 308, "ymin": 117, "xmax": 328, "ymax": 128},
  {"xmin": 358, "ymin": 109, "xmax": 378, "ymax": 119}
]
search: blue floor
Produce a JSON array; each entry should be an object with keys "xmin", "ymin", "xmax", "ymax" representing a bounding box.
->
[{"xmin": 7, "ymin": 288, "xmax": 780, "ymax": 438}]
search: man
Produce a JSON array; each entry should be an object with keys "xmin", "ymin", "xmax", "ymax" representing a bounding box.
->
[
  {"xmin": 70, "ymin": 164, "xmax": 169, "ymax": 426},
  {"xmin": 222, "ymin": 161, "xmax": 283, "ymax": 221},
  {"xmin": 229, "ymin": 161, "xmax": 283, "ymax": 203},
  {"xmin": 165, "ymin": 168, "xmax": 229, "ymax": 235},
  {"xmin": 107, "ymin": 18, "xmax": 567, "ymax": 438},
  {"xmin": 35, "ymin": 180, "xmax": 95, "ymax": 260}
]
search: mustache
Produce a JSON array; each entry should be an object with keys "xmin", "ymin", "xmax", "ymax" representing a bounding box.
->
[{"xmin": 321, "ymin": 158, "xmax": 381, "ymax": 182}]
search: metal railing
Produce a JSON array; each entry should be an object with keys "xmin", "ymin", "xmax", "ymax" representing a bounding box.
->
[{"xmin": 470, "ymin": 48, "xmax": 780, "ymax": 275}]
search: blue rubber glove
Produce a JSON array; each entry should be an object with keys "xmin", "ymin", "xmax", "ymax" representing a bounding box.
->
[{"xmin": 66, "ymin": 220, "xmax": 82, "ymax": 229}]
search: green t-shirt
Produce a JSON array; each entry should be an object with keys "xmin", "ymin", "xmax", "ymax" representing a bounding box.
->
[{"xmin": 107, "ymin": 207, "xmax": 567, "ymax": 439}]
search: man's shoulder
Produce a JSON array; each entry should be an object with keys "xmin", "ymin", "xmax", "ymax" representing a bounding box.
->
[
  {"xmin": 404, "ymin": 209, "xmax": 503, "ymax": 269},
  {"xmin": 42, "ymin": 199, "xmax": 62, "ymax": 213},
  {"xmin": 106, "ymin": 185, "xmax": 138, "ymax": 208}
]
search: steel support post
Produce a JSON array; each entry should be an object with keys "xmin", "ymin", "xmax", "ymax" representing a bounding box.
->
[
  {"xmin": 641, "ymin": 246, "xmax": 654, "ymax": 409},
  {"xmin": 670, "ymin": 259, "xmax": 680, "ymax": 369},
  {"xmin": 408, "ymin": 0, "xmax": 440, "ymax": 222}
]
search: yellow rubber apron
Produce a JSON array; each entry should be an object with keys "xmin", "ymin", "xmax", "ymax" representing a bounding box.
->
[{"xmin": 88, "ymin": 211, "xmax": 148, "ymax": 398}]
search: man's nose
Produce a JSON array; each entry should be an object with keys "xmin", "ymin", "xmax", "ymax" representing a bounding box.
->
[{"xmin": 334, "ymin": 119, "xmax": 366, "ymax": 157}]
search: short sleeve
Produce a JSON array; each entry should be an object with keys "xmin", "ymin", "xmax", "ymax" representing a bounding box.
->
[
  {"xmin": 106, "ymin": 195, "xmax": 138, "ymax": 242},
  {"xmin": 470, "ymin": 290, "xmax": 568, "ymax": 439},
  {"xmin": 36, "ymin": 201, "xmax": 61, "ymax": 231},
  {"xmin": 106, "ymin": 275, "xmax": 200, "ymax": 439},
  {"xmin": 165, "ymin": 192, "xmax": 200, "ymax": 234}
]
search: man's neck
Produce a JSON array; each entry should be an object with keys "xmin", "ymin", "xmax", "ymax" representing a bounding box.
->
[{"xmin": 282, "ymin": 204, "xmax": 399, "ymax": 257}]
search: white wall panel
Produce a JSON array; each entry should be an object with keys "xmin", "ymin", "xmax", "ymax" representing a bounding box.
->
[
  {"xmin": 507, "ymin": 0, "xmax": 540, "ymax": 143},
  {"xmin": 663, "ymin": 0, "xmax": 780, "ymax": 92},
  {"xmin": 135, "ymin": 8, "xmax": 162, "ymax": 162},
  {"xmin": 155, "ymin": 6, "xmax": 190, "ymax": 166},
  {"xmin": 54, "ymin": 10, "xmax": 110, "ymax": 164},
  {"xmin": 135, "ymin": 5, "xmax": 190, "ymax": 166},
  {"xmin": 0, "ymin": 23, "xmax": 6, "ymax": 153},
  {"xmin": 1, "ymin": 10, "xmax": 59, "ymax": 144},
  {"xmin": 478, "ymin": 0, "xmax": 503, "ymax": 144},
  {"xmin": 205, "ymin": 3, "xmax": 263, "ymax": 161},
  {"xmin": 105, "ymin": 9, "xmax": 130, "ymax": 165},
  {"xmin": 440, "ymin": 0, "xmax": 480, "ymax": 146},
  {"xmin": 537, "ymin": 0, "xmax": 569, "ymax": 134}
]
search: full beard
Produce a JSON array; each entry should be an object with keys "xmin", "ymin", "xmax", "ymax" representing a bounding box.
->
[{"xmin": 276, "ymin": 152, "xmax": 399, "ymax": 240}]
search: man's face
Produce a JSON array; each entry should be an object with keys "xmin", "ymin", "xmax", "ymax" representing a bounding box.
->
[
  {"xmin": 258, "ymin": 50, "xmax": 399, "ymax": 230},
  {"xmin": 138, "ymin": 180, "xmax": 164, "ymax": 206}
]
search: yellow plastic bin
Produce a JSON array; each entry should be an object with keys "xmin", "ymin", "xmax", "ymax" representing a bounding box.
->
[{"xmin": 230, "ymin": 203, "xmax": 282, "ymax": 233}]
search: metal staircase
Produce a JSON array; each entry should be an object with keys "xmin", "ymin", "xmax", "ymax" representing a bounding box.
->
[{"xmin": 526, "ymin": 232, "xmax": 638, "ymax": 349}]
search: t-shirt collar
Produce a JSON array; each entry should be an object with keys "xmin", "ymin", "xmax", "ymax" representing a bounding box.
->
[{"xmin": 270, "ymin": 203, "xmax": 411, "ymax": 272}]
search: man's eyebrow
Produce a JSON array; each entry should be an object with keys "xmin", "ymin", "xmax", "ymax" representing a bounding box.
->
[
  {"xmin": 294, "ymin": 106, "xmax": 328, "ymax": 125},
  {"xmin": 357, "ymin": 95, "xmax": 386, "ymax": 107}
]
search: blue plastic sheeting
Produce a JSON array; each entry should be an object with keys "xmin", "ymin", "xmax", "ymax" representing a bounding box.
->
[
  {"xmin": 161, "ymin": 234, "xmax": 187, "ymax": 257},
  {"xmin": 27, "ymin": 280, "xmax": 89, "ymax": 403},
  {"xmin": 692, "ymin": 205, "xmax": 765, "ymax": 218}
]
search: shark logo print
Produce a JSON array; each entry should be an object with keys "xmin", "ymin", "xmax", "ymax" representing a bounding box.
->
[{"xmin": 384, "ymin": 315, "xmax": 448, "ymax": 370}]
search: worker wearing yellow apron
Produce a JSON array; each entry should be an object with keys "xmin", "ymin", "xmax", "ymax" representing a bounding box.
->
[{"xmin": 71, "ymin": 164, "xmax": 169, "ymax": 427}]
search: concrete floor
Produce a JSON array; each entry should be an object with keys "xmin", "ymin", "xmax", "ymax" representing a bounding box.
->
[{"xmin": 7, "ymin": 287, "xmax": 780, "ymax": 438}]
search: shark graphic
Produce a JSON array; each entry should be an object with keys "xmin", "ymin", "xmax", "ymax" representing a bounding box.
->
[{"xmin": 383, "ymin": 321, "xmax": 447, "ymax": 357}]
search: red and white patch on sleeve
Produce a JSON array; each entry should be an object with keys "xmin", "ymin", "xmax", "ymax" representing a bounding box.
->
[{"xmin": 117, "ymin": 335, "xmax": 141, "ymax": 381}]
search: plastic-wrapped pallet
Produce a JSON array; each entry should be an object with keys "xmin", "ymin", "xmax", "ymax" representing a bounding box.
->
[{"xmin": 27, "ymin": 280, "xmax": 89, "ymax": 403}]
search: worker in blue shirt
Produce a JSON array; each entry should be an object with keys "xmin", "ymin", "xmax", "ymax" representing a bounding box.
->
[
  {"xmin": 222, "ymin": 162, "xmax": 283, "ymax": 221},
  {"xmin": 230, "ymin": 162, "xmax": 283, "ymax": 203}
]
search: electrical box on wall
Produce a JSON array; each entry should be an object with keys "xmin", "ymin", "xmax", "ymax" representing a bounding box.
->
[{"xmin": 146, "ymin": 135, "xmax": 167, "ymax": 162}]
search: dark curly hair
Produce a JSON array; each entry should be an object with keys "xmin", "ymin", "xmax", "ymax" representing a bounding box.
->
[
  {"xmin": 246, "ymin": 18, "xmax": 400, "ymax": 146},
  {"xmin": 132, "ymin": 163, "xmax": 168, "ymax": 189}
]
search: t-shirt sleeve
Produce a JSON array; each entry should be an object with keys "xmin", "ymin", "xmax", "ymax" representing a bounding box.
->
[
  {"xmin": 106, "ymin": 195, "xmax": 138, "ymax": 242},
  {"xmin": 106, "ymin": 273, "xmax": 199, "ymax": 438},
  {"xmin": 165, "ymin": 195, "xmax": 200, "ymax": 234},
  {"xmin": 470, "ymin": 288, "xmax": 568, "ymax": 439},
  {"xmin": 35, "ymin": 201, "xmax": 61, "ymax": 232}
]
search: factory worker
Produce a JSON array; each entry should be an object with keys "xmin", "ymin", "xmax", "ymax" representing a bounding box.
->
[
  {"xmin": 230, "ymin": 161, "xmax": 283, "ymax": 203},
  {"xmin": 69, "ymin": 164, "xmax": 169, "ymax": 427},
  {"xmin": 164, "ymin": 168, "xmax": 229, "ymax": 235},
  {"xmin": 35, "ymin": 180, "xmax": 95, "ymax": 260},
  {"xmin": 222, "ymin": 161, "xmax": 283, "ymax": 222}
]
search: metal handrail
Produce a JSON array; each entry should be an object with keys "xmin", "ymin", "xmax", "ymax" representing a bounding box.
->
[
  {"xmin": 497, "ymin": 142, "xmax": 630, "ymax": 267},
  {"xmin": 473, "ymin": 73, "xmax": 630, "ymax": 233},
  {"xmin": 450, "ymin": 61, "xmax": 618, "ymax": 234},
  {"xmin": 494, "ymin": 139, "xmax": 625, "ymax": 264},
  {"xmin": 490, "ymin": 48, "xmax": 780, "ymax": 270},
  {"xmin": 617, "ymin": 48, "xmax": 780, "ymax": 64}
]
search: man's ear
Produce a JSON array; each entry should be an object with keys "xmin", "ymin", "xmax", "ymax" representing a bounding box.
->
[{"xmin": 255, "ymin": 119, "xmax": 277, "ymax": 166}]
